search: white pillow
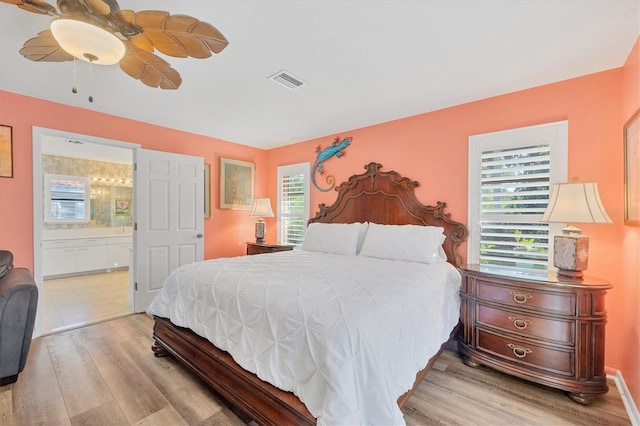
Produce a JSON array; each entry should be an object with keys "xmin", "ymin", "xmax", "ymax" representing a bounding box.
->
[
  {"xmin": 359, "ymin": 223, "xmax": 447, "ymax": 264},
  {"xmin": 301, "ymin": 222, "xmax": 363, "ymax": 255},
  {"xmin": 357, "ymin": 222, "xmax": 369, "ymax": 254}
]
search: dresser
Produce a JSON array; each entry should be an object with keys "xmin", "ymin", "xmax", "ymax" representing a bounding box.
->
[
  {"xmin": 458, "ymin": 264, "xmax": 612, "ymax": 404},
  {"xmin": 246, "ymin": 242, "xmax": 294, "ymax": 255}
]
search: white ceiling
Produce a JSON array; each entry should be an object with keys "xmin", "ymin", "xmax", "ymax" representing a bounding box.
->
[{"xmin": 1, "ymin": 1, "xmax": 638, "ymax": 150}]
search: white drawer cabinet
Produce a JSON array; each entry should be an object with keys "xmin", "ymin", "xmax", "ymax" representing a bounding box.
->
[
  {"xmin": 43, "ymin": 236, "xmax": 133, "ymax": 277},
  {"xmin": 76, "ymin": 239, "xmax": 108, "ymax": 273},
  {"xmin": 107, "ymin": 237, "xmax": 133, "ymax": 270},
  {"xmin": 42, "ymin": 240, "xmax": 77, "ymax": 277}
]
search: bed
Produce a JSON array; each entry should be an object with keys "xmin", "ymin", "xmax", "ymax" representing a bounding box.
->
[{"xmin": 148, "ymin": 162, "xmax": 468, "ymax": 425}]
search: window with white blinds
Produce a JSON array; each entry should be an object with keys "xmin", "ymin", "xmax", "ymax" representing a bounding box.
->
[
  {"xmin": 468, "ymin": 122, "xmax": 568, "ymax": 271},
  {"xmin": 277, "ymin": 163, "xmax": 310, "ymax": 246}
]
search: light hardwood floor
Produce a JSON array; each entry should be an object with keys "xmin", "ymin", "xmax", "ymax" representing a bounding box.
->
[
  {"xmin": 0, "ymin": 314, "xmax": 631, "ymax": 425},
  {"xmin": 42, "ymin": 271, "xmax": 132, "ymax": 334}
]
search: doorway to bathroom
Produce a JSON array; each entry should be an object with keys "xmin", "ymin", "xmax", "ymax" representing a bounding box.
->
[
  {"xmin": 35, "ymin": 130, "xmax": 135, "ymax": 334},
  {"xmin": 33, "ymin": 126, "xmax": 205, "ymax": 336}
]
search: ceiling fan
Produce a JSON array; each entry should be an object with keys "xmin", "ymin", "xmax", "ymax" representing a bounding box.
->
[{"xmin": 1, "ymin": 0, "xmax": 229, "ymax": 89}]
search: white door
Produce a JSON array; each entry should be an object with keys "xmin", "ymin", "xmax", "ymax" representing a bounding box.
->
[{"xmin": 134, "ymin": 149, "xmax": 204, "ymax": 312}]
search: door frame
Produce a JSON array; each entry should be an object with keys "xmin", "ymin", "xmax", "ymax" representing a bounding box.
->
[{"xmin": 32, "ymin": 126, "xmax": 140, "ymax": 337}]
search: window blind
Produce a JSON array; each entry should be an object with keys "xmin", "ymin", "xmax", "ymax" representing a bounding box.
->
[
  {"xmin": 479, "ymin": 144, "xmax": 550, "ymax": 270},
  {"xmin": 277, "ymin": 163, "xmax": 310, "ymax": 247},
  {"xmin": 280, "ymin": 173, "xmax": 306, "ymax": 245}
]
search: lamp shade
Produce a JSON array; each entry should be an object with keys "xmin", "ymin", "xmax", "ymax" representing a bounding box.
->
[
  {"xmin": 250, "ymin": 198, "xmax": 274, "ymax": 218},
  {"xmin": 50, "ymin": 18, "xmax": 125, "ymax": 65},
  {"xmin": 541, "ymin": 182, "xmax": 612, "ymax": 224}
]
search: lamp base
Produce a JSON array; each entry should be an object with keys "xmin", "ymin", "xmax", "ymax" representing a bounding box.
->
[
  {"xmin": 556, "ymin": 268, "xmax": 585, "ymax": 280},
  {"xmin": 553, "ymin": 233, "xmax": 589, "ymax": 281},
  {"xmin": 255, "ymin": 219, "xmax": 266, "ymax": 243}
]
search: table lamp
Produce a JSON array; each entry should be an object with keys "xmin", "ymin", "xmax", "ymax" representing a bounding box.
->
[
  {"xmin": 250, "ymin": 198, "xmax": 274, "ymax": 243},
  {"xmin": 540, "ymin": 182, "xmax": 612, "ymax": 279}
]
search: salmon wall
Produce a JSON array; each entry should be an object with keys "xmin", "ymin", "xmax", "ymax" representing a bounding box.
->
[
  {"xmin": 267, "ymin": 40, "xmax": 640, "ymax": 407},
  {"xmin": 0, "ymin": 90, "xmax": 267, "ymax": 265}
]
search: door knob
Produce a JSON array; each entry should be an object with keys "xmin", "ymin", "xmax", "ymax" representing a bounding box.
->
[{"xmin": 197, "ymin": 234, "xmax": 203, "ymax": 238}]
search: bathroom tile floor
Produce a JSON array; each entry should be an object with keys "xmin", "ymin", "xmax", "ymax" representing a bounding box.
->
[{"xmin": 42, "ymin": 270, "xmax": 132, "ymax": 334}]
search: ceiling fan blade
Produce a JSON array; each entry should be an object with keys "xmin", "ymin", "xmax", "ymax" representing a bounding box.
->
[
  {"xmin": 19, "ymin": 30, "xmax": 74, "ymax": 62},
  {"xmin": 128, "ymin": 34, "xmax": 154, "ymax": 53},
  {"xmin": 115, "ymin": 10, "xmax": 228, "ymax": 59},
  {"xmin": 85, "ymin": 0, "xmax": 109, "ymax": 15},
  {"xmin": 119, "ymin": 43, "xmax": 182, "ymax": 89},
  {"xmin": 1, "ymin": 0, "xmax": 57, "ymax": 15}
]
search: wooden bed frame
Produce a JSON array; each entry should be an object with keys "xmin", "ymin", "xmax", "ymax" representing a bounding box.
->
[{"xmin": 151, "ymin": 162, "xmax": 468, "ymax": 425}]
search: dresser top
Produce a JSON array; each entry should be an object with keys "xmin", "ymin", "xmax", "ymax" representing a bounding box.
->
[
  {"xmin": 460, "ymin": 264, "xmax": 612, "ymax": 289},
  {"xmin": 246, "ymin": 242, "xmax": 294, "ymax": 248}
]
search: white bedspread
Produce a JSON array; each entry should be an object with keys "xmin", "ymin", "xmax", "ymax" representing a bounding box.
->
[{"xmin": 147, "ymin": 250, "xmax": 461, "ymax": 425}]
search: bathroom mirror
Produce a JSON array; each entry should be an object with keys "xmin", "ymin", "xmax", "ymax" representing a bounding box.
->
[{"xmin": 44, "ymin": 173, "xmax": 90, "ymax": 223}]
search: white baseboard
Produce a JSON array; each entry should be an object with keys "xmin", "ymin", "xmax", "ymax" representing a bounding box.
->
[{"xmin": 608, "ymin": 371, "xmax": 640, "ymax": 426}]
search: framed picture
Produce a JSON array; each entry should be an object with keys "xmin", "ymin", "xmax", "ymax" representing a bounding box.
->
[
  {"xmin": 624, "ymin": 109, "xmax": 640, "ymax": 225},
  {"xmin": 204, "ymin": 164, "xmax": 211, "ymax": 218},
  {"xmin": 0, "ymin": 125, "xmax": 13, "ymax": 178},
  {"xmin": 115, "ymin": 198, "xmax": 131, "ymax": 216},
  {"xmin": 219, "ymin": 157, "xmax": 254, "ymax": 210}
]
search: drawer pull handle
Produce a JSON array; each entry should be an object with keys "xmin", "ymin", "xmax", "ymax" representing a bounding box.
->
[
  {"xmin": 507, "ymin": 343, "xmax": 532, "ymax": 359},
  {"xmin": 508, "ymin": 316, "xmax": 531, "ymax": 330},
  {"xmin": 510, "ymin": 291, "xmax": 532, "ymax": 304}
]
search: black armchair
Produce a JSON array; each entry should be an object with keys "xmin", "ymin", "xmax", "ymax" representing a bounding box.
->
[{"xmin": 0, "ymin": 267, "xmax": 38, "ymax": 385}]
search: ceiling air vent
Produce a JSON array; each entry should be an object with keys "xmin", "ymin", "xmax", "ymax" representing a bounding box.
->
[{"xmin": 269, "ymin": 70, "xmax": 305, "ymax": 90}]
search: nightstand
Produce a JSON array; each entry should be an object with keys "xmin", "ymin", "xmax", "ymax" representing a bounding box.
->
[
  {"xmin": 458, "ymin": 264, "xmax": 612, "ymax": 405},
  {"xmin": 246, "ymin": 242, "xmax": 294, "ymax": 255}
]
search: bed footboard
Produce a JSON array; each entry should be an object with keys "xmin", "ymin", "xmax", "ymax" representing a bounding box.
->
[
  {"xmin": 152, "ymin": 316, "xmax": 459, "ymax": 425},
  {"xmin": 152, "ymin": 315, "xmax": 316, "ymax": 426}
]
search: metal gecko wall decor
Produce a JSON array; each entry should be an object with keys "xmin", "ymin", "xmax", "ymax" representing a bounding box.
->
[{"xmin": 311, "ymin": 136, "xmax": 352, "ymax": 192}]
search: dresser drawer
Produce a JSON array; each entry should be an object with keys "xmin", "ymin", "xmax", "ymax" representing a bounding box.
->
[
  {"xmin": 477, "ymin": 329, "xmax": 574, "ymax": 377},
  {"xmin": 477, "ymin": 304, "xmax": 574, "ymax": 345},
  {"xmin": 477, "ymin": 280, "xmax": 575, "ymax": 315}
]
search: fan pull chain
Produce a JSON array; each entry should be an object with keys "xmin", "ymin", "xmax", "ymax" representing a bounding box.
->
[
  {"xmin": 72, "ymin": 58, "xmax": 77, "ymax": 94},
  {"xmin": 88, "ymin": 61, "xmax": 94, "ymax": 103}
]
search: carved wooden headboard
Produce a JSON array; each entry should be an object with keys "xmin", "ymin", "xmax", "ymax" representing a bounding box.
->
[{"xmin": 308, "ymin": 162, "xmax": 468, "ymax": 267}]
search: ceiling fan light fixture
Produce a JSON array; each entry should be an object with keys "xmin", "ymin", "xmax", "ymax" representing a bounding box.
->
[{"xmin": 50, "ymin": 18, "xmax": 125, "ymax": 65}]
